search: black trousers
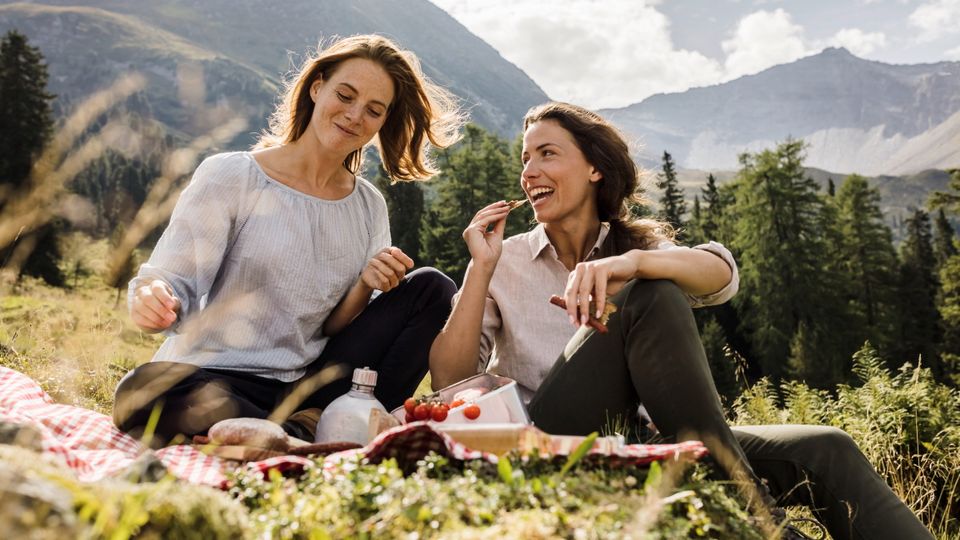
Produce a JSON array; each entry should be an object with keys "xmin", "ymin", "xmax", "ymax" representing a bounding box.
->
[
  {"xmin": 113, "ymin": 267, "xmax": 456, "ymax": 444},
  {"xmin": 528, "ymin": 279, "xmax": 933, "ymax": 540}
]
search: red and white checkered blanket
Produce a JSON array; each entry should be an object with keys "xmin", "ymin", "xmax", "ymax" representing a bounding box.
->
[{"xmin": 0, "ymin": 366, "xmax": 706, "ymax": 489}]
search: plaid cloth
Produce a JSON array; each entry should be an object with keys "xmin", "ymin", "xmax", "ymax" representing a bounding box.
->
[
  {"xmin": 1, "ymin": 367, "xmax": 706, "ymax": 489},
  {"xmin": 316, "ymin": 421, "xmax": 707, "ymax": 473},
  {"xmin": 0, "ymin": 366, "xmax": 241, "ymax": 487}
]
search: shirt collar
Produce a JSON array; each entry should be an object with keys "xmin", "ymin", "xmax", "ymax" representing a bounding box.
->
[{"xmin": 527, "ymin": 222, "xmax": 611, "ymax": 262}]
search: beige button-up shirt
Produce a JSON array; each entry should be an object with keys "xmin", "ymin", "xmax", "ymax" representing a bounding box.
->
[{"xmin": 468, "ymin": 223, "xmax": 739, "ymax": 400}]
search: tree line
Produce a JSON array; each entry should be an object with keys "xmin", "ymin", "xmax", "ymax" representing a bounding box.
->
[
  {"xmin": 2, "ymin": 29, "xmax": 957, "ymax": 394},
  {"xmin": 658, "ymin": 143, "xmax": 960, "ymax": 395}
]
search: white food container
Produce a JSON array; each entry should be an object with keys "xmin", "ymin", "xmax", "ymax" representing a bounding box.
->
[{"xmin": 392, "ymin": 373, "xmax": 531, "ymax": 425}]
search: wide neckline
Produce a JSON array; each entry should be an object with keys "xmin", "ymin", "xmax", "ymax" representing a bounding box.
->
[{"xmin": 245, "ymin": 151, "xmax": 360, "ymax": 204}]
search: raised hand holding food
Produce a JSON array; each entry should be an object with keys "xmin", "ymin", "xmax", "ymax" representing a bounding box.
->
[{"xmin": 548, "ymin": 295, "xmax": 616, "ymax": 333}]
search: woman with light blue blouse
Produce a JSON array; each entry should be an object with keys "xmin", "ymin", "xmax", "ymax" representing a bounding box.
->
[{"xmin": 113, "ymin": 35, "xmax": 463, "ymax": 444}]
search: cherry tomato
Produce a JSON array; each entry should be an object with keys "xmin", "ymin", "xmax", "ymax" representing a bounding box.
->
[
  {"xmin": 413, "ymin": 403, "xmax": 430, "ymax": 420},
  {"xmin": 431, "ymin": 404, "xmax": 449, "ymax": 422},
  {"xmin": 450, "ymin": 399, "xmax": 465, "ymax": 408},
  {"xmin": 404, "ymin": 397, "xmax": 418, "ymax": 415},
  {"xmin": 405, "ymin": 412, "xmax": 416, "ymax": 423},
  {"xmin": 464, "ymin": 404, "xmax": 481, "ymax": 420}
]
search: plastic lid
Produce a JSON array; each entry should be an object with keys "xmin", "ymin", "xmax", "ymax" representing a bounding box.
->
[{"xmin": 352, "ymin": 367, "xmax": 378, "ymax": 387}]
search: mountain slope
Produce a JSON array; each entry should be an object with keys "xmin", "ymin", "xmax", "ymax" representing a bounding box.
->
[
  {"xmin": 604, "ymin": 48, "xmax": 960, "ymax": 175},
  {"xmin": 0, "ymin": 0, "xmax": 548, "ymax": 140},
  {"xmin": 0, "ymin": 3, "xmax": 278, "ymax": 143}
]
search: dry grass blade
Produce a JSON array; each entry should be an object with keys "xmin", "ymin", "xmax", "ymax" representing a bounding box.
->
[
  {"xmin": 104, "ymin": 116, "xmax": 247, "ymax": 286},
  {"xmin": 622, "ymin": 459, "xmax": 691, "ymax": 535},
  {"xmin": 268, "ymin": 363, "xmax": 351, "ymax": 424},
  {"xmin": 0, "ymin": 74, "xmax": 146, "ymax": 251}
]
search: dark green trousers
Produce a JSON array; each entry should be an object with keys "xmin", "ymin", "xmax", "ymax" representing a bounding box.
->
[{"xmin": 528, "ymin": 279, "xmax": 933, "ymax": 540}]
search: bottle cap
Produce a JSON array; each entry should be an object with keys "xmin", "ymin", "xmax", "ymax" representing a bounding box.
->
[{"xmin": 352, "ymin": 367, "xmax": 377, "ymax": 387}]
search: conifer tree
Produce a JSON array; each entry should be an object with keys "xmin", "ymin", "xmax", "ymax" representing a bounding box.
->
[
  {"xmin": 372, "ymin": 159, "xmax": 424, "ymax": 262},
  {"xmin": 930, "ymin": 168, "xmax": 960, "ymax": 209},
  {"xmin": 835, "ymin": 175, "xmax": 901, "ymax": 356},
  {"xmin": 686, "ymin": 195, "xmax": 704, "ymax": 245},
  {"xmin": 0, "ymin": 30, "xmax": 53, "ymax": 188},
  {"xmin": 694, "ymin": 174, "xmax": 750, "ymax": 383},
  {"xmin": 656, "ymin": 151, "xmax": 686, "ymax": 233},
  {"xmin": 700, "ymin": 173, "xmax": 724, "ymax": 240},
  {"xmin": 0, "ymin": 29, "xmax": 63, "ymax": 285},
  {"xmin": 898, "ymin": 208, "xmax": 942, "ymax": 375},
  {"xmin": 933, "ymin": 207, "xmax": 957, "ymax": 271},
  {"xmin": 939, "ymin": 252, "xmax": 960, "ymax": 384},
  {"xmin": 931, "ymin": 169, "xmax": 960, "ymax": 381},
  {"xmin": 420, "ymin": 124, "xmax": 529, "ymax": 284},
  {"xmin": 729, "ymin": 140, "xmax": 849, "ymax": 387}
]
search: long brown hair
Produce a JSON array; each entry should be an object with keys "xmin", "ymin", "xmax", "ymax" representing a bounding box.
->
[
  {"xmin": 257, "ymin": 34, "xmax": 464, "ymax": 181},
  {"xmin": 522, "ymin": 102, "xmax": 673, "ymax": 256}
]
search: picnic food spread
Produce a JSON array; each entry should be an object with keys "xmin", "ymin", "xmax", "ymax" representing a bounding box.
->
[{"xmin": 401, "ymin": 385, "xmax": 494, "ymax": 424}]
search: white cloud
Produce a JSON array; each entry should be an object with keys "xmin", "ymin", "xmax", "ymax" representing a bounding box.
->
[
  {"xmin": 721, "ymin": 9, "xmax": 810, "ymax": 78},
  {"xmin": 826, "ymin": 28, "xmax": 887, "ymax": 56},
  {"xmin": 908, "ymin": 0, "xmax": 960, "ymax": 41},
  {"xmin": 429, "ymin": 0, "xmax": 723, "ymax": 109},
  {"xmin": 946, "ymin": 45, "xmax": 960, "ymax": 60},
  {"xmin": 428, "ymin": 2, "xmax": 927, "ymax": 110}
]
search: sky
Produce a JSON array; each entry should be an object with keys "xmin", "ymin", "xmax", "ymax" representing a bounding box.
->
[{"xmin": 428, "ymin": 0, "xmax": 960, "ymax": 109}]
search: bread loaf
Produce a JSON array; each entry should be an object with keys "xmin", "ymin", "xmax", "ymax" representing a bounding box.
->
[{"xmin": 208, "ymin": 418, "xmax": 288, "ymax": 450}]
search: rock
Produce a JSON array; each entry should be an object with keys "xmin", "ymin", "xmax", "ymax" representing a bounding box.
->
[
  {"xmin": 0, "ymin": 420, "xmax": 44, "ymax": 452},
  {"xmin": 0, "ymin": 460, "xmax": 83, "ymax": 539},
  {"xmin": 120, "ymin": 450, "xmax": 169, "ymax": 483}
]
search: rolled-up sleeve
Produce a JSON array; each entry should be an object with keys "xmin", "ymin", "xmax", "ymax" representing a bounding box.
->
[
  {"xmin": 655, "ymin": 240, "xmax": 739, "ymax": 307},
  {"xmin": 691, "ymin": 240, "xmax": 739, "ymax": 306}
]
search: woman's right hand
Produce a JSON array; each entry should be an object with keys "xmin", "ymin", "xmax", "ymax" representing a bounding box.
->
[
  {"xmin": 462, "ymin": 201, "xmax": 513, "ymax": 268},
  {"xmin": 131, "ymin": 279, "xmax": 181, "ymax": 332}
]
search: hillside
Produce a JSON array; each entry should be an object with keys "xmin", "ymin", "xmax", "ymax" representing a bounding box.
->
[
  {"xmin": 0, "ymin": 3, "xmax": 278, "ymax": 145},
  {"xmin": 605, "ymin": 47, "xmax": 960, "ymax": 175},
  {"xmin": 0, "ymin": 0, "xmax": 548, "ymax": 142}
]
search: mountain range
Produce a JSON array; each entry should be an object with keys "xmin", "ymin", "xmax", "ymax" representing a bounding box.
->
[
  {"xmin": 603, "ymin": 47, "xmax": 960, "ymax": 176},
  {"xmin": 1, "ymin": 1, "xmax": 957, "ymax": 199},
  {"xmin": 0, "ymin": 0, "xmax": 548, "ymax": 145}
]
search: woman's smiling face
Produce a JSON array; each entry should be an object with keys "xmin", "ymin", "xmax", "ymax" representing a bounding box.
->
[
  {"xmin": 307, "ymin": 57, "xmax": 395, "ymax": 156},
  {"xmin": 521, "ymin": 119, "xmax": 602, "ymax": 226}
]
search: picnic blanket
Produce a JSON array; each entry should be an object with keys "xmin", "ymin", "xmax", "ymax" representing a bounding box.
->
[{"xmin": 0, "ymin": 366, "xmax": 706, "ymax": 489}]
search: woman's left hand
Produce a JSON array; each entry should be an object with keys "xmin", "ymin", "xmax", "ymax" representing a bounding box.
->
[
  {"xmin": 563, "ymin": 253, "xmax": 640, "ymax": 327},
  {"xmin": 361, "ymin": 247, "xmax": 414, "ymax": 293}
]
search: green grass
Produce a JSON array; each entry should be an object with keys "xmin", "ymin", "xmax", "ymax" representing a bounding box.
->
[{"xmin": 1, "ymin": 272, "xmax": 957, "ymax": 538}]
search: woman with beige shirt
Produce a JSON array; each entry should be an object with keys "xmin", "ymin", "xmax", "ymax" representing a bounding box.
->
[{"xmin": 429, "ymin": 102, "xmax": 931, "ymax": 540}]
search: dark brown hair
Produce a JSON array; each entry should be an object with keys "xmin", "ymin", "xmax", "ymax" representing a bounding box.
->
[
  {"xmin": 522, "ymin": 102, "xmax": 673, "ymax": 256},
  {"xmin": 257, "ymin": 34, "xmax": 464, "ymax": 181}
]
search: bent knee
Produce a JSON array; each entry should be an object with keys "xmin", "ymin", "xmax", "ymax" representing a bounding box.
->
[
  {"xmin": 796, "ymin": 425, "xmax": 859, "ymax": 453},
  {"xmin": 620, "ymin": 279, "xmax": 688, "ymax": 312},
  {"xmin": 771, "ymin": 425, "xmax": 863, "ymax": 466},
  {"xmin": 408, "ymin": 266, "xmax": 457, "ymax": 299},
  {"xmin": 115, "ymin": 362, "xmax": 198, "ymax": 395}
]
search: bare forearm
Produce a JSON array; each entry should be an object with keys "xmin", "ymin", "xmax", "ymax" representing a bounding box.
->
[
  {"xmin": 429, "ymin": 260, "xmax": 494, "ymax": 390},
  {"xmin": 323, "ymin": 279, "xmax": 375, "ymax": 336},
  {"xmin": 626, "ymin": 247, "xmax": 732, "ymax": 296}
]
